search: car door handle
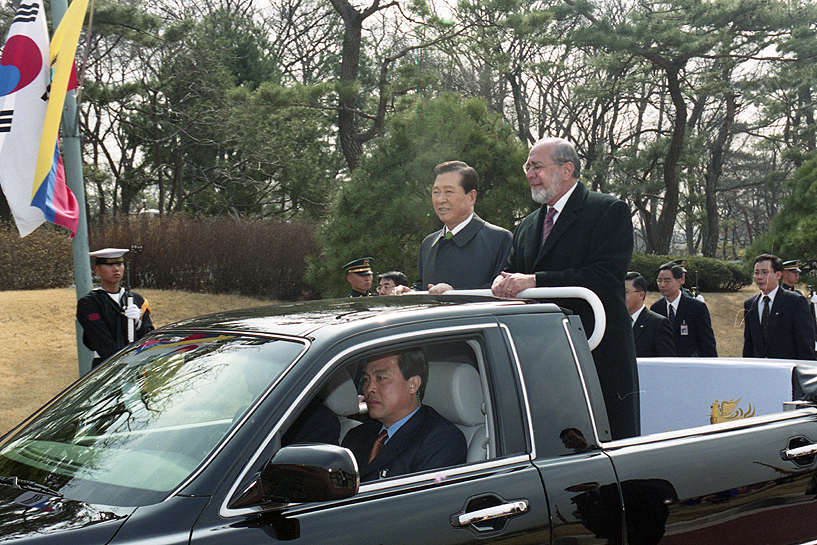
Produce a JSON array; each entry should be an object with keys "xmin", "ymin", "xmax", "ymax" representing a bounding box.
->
[
  {"xmin": 783, "ymin": 443, "xmax": 817, "ymax": 459},
  {"xmin": 453, "ymin": 500, "xmax": 529, "ymax": 527}
]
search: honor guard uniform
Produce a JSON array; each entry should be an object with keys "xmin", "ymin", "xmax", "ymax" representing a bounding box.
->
[
  {"xmin": 76, "ymin": 248, "xmax": 154, "ymax": 368},
  {"xmin": 344, "ymin": 257, "xmax": 374, "ymax": 297},
  {"xmin": 782, "ymin": 260, "xmax": 803, "ymax": 294}
]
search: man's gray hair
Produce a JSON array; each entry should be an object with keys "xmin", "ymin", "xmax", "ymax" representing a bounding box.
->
[{"xmin": 551, "ymin": 139, "xmax": 581, "ymax": 180}]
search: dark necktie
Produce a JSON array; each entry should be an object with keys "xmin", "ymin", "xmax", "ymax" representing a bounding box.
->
[
  {"xmin": 761, "ymin": 295, "xmax": 771, "ymax": 339},
  {"xmin": 541, "ymin": 207, "xmax": 557, "ymax": 246},
  {"xmin": 444, "ymin": 230, "xmax": 453, "ymax": 240},
  {"xmin": 367, "ymin": 429, "xmax": 388, "ymax": 464},
  {"xmin": 668, "ymin": 303, "xmax": 675, "ymax": 324}
]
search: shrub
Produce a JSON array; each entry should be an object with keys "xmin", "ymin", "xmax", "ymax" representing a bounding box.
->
[
  {"xmin": 0, "ymin": 216, "xmax": 319, "ymax": 300},
  {"xmin": 89, "ymin": 216, "xmax": 318, "ymax": 300},
  {"xmin": 0, "ymin": 223, "xmax": 74, "ymax": 290}
]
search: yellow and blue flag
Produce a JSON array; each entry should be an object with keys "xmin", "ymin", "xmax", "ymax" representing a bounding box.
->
[{"xmin": 0, "ymin": 0, "xmax": 85, "ymax": 238}]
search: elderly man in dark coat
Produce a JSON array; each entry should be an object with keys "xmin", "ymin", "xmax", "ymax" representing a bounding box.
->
[{"xmin": 492, "ymin": 137, "xmax": 639, "ymax": 440}]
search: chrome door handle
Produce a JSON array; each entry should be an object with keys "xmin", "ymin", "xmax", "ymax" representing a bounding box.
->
[
  {"xmin": 783, "ymin": 443, "xmax": 817, "ymax": 459},
  {"xmin": 454, "ymin": 500, "xmax": 529, "ymax": 527}
]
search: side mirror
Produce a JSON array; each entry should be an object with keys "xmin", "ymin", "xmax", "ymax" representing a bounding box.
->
[{"xmin": 228, "ymin": 444, "xmax": 359, "ymax": 510}]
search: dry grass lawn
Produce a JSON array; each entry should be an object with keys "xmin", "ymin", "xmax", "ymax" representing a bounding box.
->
[
  {"xmin": 0, "ymin": 288, "xmax": 274, "ymax": 435},
  {"xmin": 0, "ymin": 286, "xmax": 760, "ymax": 435}
]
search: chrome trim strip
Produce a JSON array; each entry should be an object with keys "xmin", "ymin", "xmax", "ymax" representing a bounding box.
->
[
  {"xmin": 219, "ymin": 322, "xmax": 504, "ymax": 518},
  {"xmin": 349, "ymin": 454, "xmax": 531, "ymax": 496},
  {"xmin": 497, "ymin": 323, "xmax": 537, "ymax": 461},
  {"xmin": 561, "ymin": 318, "xmax": 602, "ymax": 446}
]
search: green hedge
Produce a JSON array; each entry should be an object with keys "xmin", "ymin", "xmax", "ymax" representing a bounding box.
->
[
  {"xmin": 629, "ymin": 254, "xmax": 752, "ymax": 293},
  {"xmin": 0, "ymin": 216, "xmax": 319, "ymax": 300}
]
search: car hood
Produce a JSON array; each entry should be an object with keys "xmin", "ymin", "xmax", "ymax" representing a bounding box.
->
[{"xmin": 0, "ymin": 483, "xmax": 132, "ymax": 542}]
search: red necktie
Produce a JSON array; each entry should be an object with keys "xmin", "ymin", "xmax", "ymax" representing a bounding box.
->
[
  {"xmin": 367, "ymin": 429, "xmax": 388, "ymax": 464},
  {"xmin": 541, "ymin": 207, "xmax": 557, "ymax": 246}
]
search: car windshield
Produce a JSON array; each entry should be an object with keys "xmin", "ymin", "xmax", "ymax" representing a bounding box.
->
[{"xmin": 0, "ymin": 333, "xmax": 304, "ymax": 507}]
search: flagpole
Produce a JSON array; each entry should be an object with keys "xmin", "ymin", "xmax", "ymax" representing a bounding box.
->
[{"xmin": 50, "ymin": 0, "xmax": 93, "ymax": 376}]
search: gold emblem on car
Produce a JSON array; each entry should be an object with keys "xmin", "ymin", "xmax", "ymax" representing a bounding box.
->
[{"xmin": 710, "ymin": 397, "xmax": 756, "ymax": 424}]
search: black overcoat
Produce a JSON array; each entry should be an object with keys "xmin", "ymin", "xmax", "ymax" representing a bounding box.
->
[
  {"xmin": 633, "ymin": 308, "xmax": 676, "ymax": 358},
  {"xmin": 505, "ymin": 182, "xmax": 639, "ymax": 440}
]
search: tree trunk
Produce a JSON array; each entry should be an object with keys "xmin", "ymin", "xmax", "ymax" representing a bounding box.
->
[
  {"xmin": 335, "ymin": 1, "xmax": 365, "ymax": 171},
  {"xmin": 702, "ymin": 90, "xmax": 736, "ymax": 257},
  {"xmin": 654, "ymin": 62, "xmax": 686, "ymax": 254}
]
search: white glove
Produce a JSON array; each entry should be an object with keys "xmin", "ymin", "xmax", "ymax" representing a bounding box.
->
[{"xmin": 124, "ymin": 303, "xmax": 141, "ymax": 322}]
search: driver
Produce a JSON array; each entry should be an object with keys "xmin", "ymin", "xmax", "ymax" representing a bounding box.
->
[{"xmin": 341, "ymin": 349, "xmax": 466, "ymax": 481}]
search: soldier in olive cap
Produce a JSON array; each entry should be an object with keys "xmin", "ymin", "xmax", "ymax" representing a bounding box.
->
[
  {"xmin": 344, "ymin": 257, "xmax": 374, "ymax": 297},
  {"xmin": 781, "ymin": 260, "xmax": 803, "ymax": 295}
]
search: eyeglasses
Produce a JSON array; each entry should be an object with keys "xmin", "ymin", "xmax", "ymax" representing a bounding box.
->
[
  {"xmin": 522, "ymin": 161, "xmax": 560, "ymax": 175},
  {"xmin": 656, "ymin": 279, "xmax": 677, "ymax": 284},
  {"xmin": 625, "ymin": 289, "xmax": 644, "ymax": 295}
]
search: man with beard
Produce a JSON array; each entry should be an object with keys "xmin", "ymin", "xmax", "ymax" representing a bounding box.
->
[{"xmin": 491, "ymin": 137, "xmax": 639, "ymax": 440}]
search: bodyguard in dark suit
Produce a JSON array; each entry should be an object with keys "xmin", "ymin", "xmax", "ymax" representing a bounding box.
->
[
  {"xmin": 492, "ymin": 137, "xmax": 639, "ymax": 440},
  {"xmin": 403, "ymin": 161, "xmax": 512, "ymax": 294},
  {"xmin": 341, "ymin": 349, "xmax": 466, "ymax": 482},
  {"xmin": 625, "ymin": 272, "xmax": 675, "ymax": 358},
  {"xmin": 743, "ymin": 254, "xmax": 816, "ymax": 360},
  {"xmin": 650, "ymin": 263, "xmax": 718, "ymax": 358}
]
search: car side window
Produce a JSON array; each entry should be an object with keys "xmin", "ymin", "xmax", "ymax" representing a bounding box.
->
[
  {"xmin": 269, "ymin": 331, "xmax": 528, "ymax": 490},
  {"xmin": 280, "ymin": 364, "xmax": 360, "ymax": 448},
  {"xmin": 337, "ymin": 342, "xmax": 477, "ymax": 482}
]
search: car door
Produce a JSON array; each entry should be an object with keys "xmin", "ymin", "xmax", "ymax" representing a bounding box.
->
[
  {"xmin": 498, "ymin": 310, "xmax": 628, "ymax": 545},
  {"xmin": 189, "ymin": 323, "xmax": 551, "ymax": 545},
  {"xmin": 607, "ymin": 411, "xmax": 817, "ymax": 545}
]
